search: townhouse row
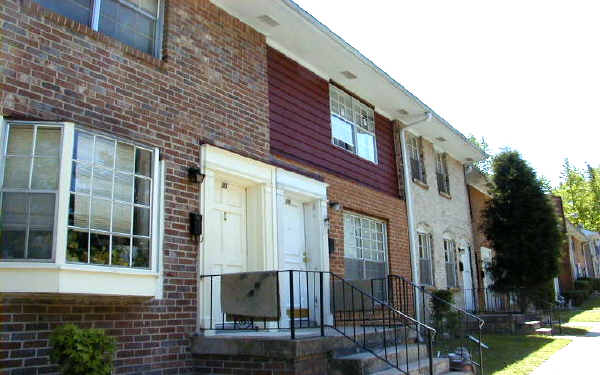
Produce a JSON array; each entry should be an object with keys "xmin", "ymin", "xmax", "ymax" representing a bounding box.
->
[{"xmin": 0, "ymin": 0, "xmax": 491, "ymax": 373}]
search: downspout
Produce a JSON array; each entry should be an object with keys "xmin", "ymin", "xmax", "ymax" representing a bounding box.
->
[{"xmin": 399, "ymin": 112, "xmax": 431, "ymax": 322}]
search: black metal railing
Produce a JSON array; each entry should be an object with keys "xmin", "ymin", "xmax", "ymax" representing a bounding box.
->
[
  {"xmin": 199, "ymin": 270, "xmax": 327, "ymax": 336},
  {"xmin": 455, "ymin": 288, "xmax": 522, "ymax": 314},
  {"xmin": 385, "ymin": 275, "xmax": 485, "ymax": 375},
  {"xmin": 539, "ymin": 300, "xmax": 563, "ymax": 335},
  {"xmin": 199, "ymin": 270, "xmax": 438, "ymax": 375},
  {"xmin": 330, "ymin": 273, "xmax": 436, "ymax": 375}
]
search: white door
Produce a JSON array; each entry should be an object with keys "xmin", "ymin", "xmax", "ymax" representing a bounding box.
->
[
  {"xmin": 480, "ymin": 247, "xmax": 499, "ymax": 311},
  {"xmin": 461, "ymin": 247, "xmax": 475, "ymax": 311},
  {"xmin": 212, "ymin": 179, "xmax": 247, "ymax": 274},
  {"xmin": 206, "ymin": 179, "xmax": 247, "ymax": 326},
  {"xmin": 280, "ymin": 198, "xmax": 310, "ymax": 325}
]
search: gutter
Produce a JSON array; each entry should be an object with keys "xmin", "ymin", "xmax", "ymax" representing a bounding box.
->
[{"xmin": 399, "ymin": 113, "xmax": 431, "ymax": 323}]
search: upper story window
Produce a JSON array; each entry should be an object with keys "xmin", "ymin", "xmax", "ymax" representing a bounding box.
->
[
  {"xmin": 329, "ymin": 85, "xmax": 377, "ymax": 163},
  {"xmin": 418, "ymin": 232, "xmax": 433, "ymax": 286},
  {"xmin": 0, "ymin": 121, "xmax": 159, "ymax": 271},
  {"xmin": 34, "ymin": 0, "xmax": 164, "ymax": 58},
  {"xmin": 436, "ymin": 152, "xmax": 450, "ymax": 195},
  {"xmin": 407, "ymin": 134, "xmax": 426, "ymax": 184},
  {"xmin": 444, "ymin": 238, "xmax": 457, "ymax": 288},
  {"xmin": 343, "ymin": 212, "xmax": 387, "ymax": 280}
]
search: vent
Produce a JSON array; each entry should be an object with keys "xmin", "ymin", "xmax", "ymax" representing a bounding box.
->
[
  {"xmin": 341, "ymin": 70, "xmax": 357, "ymax": 79},
  {"xmin": 257, "ymin": 14, "xmax": 280, "ymax": 27},
  {"xmin": 397, "ymin": 109, "xmax": 409, "ymax": 116},
  {"xmin": 435, "ymin": 136, "xmax": 447, "ymax": 142}
]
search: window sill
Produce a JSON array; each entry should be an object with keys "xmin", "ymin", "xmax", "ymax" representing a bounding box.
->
[
  {"xmin": 0, "ymin": 262, "xmax": 160, "ymax": 297},
  {"xmin": 22, "ymin": 0, "xmax": 166, "ymax": 71},
  {"xmin": 412, "ymin": 178, "xmax": 429, "ymax": 190},
  {"xmin": 439, "ymin": 191, "xmax": 452, "ymax": 200}
]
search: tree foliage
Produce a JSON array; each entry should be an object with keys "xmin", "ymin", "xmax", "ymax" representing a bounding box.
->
[
  {"xmin": 483, "ymin": 151, "xmax": 563, "ymax": 308},
  {"xmin": 467, "ymin": 135, "xmax": 492, "ymax": 176},
  {"xmin": 553, "ymin": 159, "xmax": 600, "ymax": 231}
]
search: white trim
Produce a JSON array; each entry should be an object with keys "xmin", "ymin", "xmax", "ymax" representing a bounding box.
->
[
  {"xmin": 266, "ymin": 39, "xmax": 330, "ymax": 81},
  {"xmin": 55, "ymin": 123, "xmax": 75, "ymax": 265}
]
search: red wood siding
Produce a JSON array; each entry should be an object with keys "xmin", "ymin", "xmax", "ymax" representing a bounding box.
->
[{"xmin": 268, "ymin": 47, "xmax": 399, "ymax": 197}]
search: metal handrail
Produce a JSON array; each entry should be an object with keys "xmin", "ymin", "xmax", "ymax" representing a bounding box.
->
[
  {"xmin": 385, "ymin": 274, "xmax": 485, "ymax": 373},
  {"xmin": 199, "ymin": 270, "xmax": 438, "ymax": 375},
  {"xmin": 330, "ymin": 272, "xmax": 436, "ymax": 375}
]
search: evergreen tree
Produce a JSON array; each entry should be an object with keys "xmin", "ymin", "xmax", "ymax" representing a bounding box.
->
[{"xmin": 483, "ymin": 151, "xmax": 563, "ymax": 310}]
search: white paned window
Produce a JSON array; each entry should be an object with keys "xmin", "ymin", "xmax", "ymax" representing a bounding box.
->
[
  {"xmin": 418, "ymin": 232, "xmax": 433, "ymax": 286},
  {"xmin": 33, "ymin": 0, "xmax": 164, "ymax": 58},
  {"xmin": 0, "ymin": 125, "xmax": 61, "ymax": 260},
  {"xmin": 343, "ymin": 212, "xmax": 387, "ymax": 280},
  {"xmin": 67, "ymin": 130, "xmax": 154, "ymax": 268},
  {"xmin": 330, "ymin": 85, "xmax": 377, "ymax": 163},
  {"xmin": 444, "ymin": 239, "xmax": 457, "ymax": 288},
  {"xmin": 0, "ymin": 121, "xmax": 159, "ymax": 271}
]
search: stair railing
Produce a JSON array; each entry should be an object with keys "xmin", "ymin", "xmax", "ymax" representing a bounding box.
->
[
  {"xmin": 330, "ymin": 273, "xmax": 437, "ymax": 375},
  {"xmin": 385, "ymin": 274, "xmax": 485, "ymax": 375}
]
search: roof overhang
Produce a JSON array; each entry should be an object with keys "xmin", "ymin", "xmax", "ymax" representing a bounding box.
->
[
  {"xmin": 466, "ymin": 167, "xmax": 491, "ymax": 197},
  {"xmin": 211, "ymin": 0, "xmax": 486, "ymax": 164}
]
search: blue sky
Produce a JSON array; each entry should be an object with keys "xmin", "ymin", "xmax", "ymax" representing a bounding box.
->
[{"xmin": 294, "ymin": 0, "xmax": 600, "ymax": 186}]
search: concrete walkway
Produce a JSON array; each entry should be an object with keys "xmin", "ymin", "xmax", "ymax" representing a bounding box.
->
[{"xmin": 529, "ymin": 322, "xmax": 600, "ymax": 374}]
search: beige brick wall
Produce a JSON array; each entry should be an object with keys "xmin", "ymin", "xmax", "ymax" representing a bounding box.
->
[{"xmin": 408, "ymin": 136, "xmax": 477, "ymax": 304}]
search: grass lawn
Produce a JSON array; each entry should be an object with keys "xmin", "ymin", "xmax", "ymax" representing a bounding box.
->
[
  {"xmin": 561, "ymin": 296, "xmax": 600, "ymax": 322},
  {"xmin": 481, "ymin": 334, "xmax": 571, "ymax": 375}
]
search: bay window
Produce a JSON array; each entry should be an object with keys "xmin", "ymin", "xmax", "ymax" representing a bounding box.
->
[
  {"xmin": 33, "ymin": 0, "xmax": 165, "ymax": 58},
  {"xmin": 330, "ymin": 85, "xmax": 377, "ymax": 163},
  {"xmin": 0, "ymin": 120, "xmax": 162, "ymax": 296}
]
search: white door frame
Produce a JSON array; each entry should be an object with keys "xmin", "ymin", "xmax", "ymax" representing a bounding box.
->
[
  {"xmin": 197, "ymin": 145, "xmax": 277, "ymax": 331},
  {"xmin": 276, "ymin": 168, "xmax": 330, "ymax": 326}
]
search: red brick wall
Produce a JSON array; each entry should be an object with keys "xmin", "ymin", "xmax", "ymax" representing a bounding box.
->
[{"xmin": 0, "ymin": 0, "xmax": 269, "ymax": 373}]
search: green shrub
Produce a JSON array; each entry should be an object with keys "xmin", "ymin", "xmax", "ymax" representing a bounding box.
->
[
  {"xmin": 563, "ymin": 290, "xmax": 586, "ymax": 306},
  {"xmin": 574, "ymin": 279, "xmax": 593, "ymax": 297},
  {"xmin": 50, "ymin": 324, "xmax": 116, "ymax": 375},
  {"xmin": 429, "ymin": 289, "xmax": 460, "ymax": 338}
]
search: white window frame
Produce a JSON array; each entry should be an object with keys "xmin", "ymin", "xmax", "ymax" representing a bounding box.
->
[
  {"xmin": 329, "ymin": 85, "xmax": 378, "ymax": 164},
  {"xmin": 444, "ymin": 238, "xmax": 458, "ymax": 288},
  {"xmin": 35, "ymin": 0, "xmax": 165, "ymax": 58},
  {"xmin": 0, "ymin": 120, "xmax": 161, "ymax": 274},
  {"xmin": 418, "ymin": 232, "xmax": 434, "ymax": 286},
  {"xmin": 343, "ymin": 212, "xmax": 388, "ymax": 280}
]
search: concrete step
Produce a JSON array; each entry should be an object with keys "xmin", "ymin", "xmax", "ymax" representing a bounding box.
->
[
  {"xmin": 332, "ymin": 325, "xmax": 417, "ymax": 356},
  {"xmin": 330, "ymin": 343, "xmax": 430, "ymax": 374},
  {"xmin": 519, "ymin": 320, "xmax": 541, "ymax": 333},
  {"xmin": 535, "ymin": 327, "xmax": 553, "ymax": 336},
  {"xmin": 361, "ymin": 357, "xmax": 450, "ymax": 375}
]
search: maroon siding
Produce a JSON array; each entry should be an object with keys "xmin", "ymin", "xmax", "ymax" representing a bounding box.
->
[{"xmin": 268, "ymin": 47, "xmax": 399, "ymax": 197}]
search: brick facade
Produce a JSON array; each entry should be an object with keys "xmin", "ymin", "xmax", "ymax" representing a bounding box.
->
[{"xmin": 1, "ymin": 0, "xmax": 269, "ymax": 373}]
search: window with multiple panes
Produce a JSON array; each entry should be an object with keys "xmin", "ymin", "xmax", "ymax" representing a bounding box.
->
[
  {"xmin": 34, "ymin": 0, "xmax": 164, "ymax": 58},
  {"xmin": 343, "ymin": 213, "xmax": 387, "ymax": 280},
  {"xmin": 444, "ymin": 239, "xmax": 457, "ymax": 288},
  {"xmin": 418, "ymin": 232, "xmax": 433, "ymax": 286},
  {"xmin": 406, "ymin": 134, "xmax": 426, "ymax": 183},
  {"xmin": 435, "ymin": 152, "xmax": 450, "ymax": 195},
  {"xmin": 0, "ymin": 121, "xmax": 159, "ymax": 270},
  {"xmin": 330, "ymin": 85, "xmax": 377, "ymax": 163}
]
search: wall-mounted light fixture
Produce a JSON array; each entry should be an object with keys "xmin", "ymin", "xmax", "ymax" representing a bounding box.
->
[
  {"xmin": 329, "ymin": 201, "xmax": 343, "ymax": 212},
  {"xmin": 187, "ymin": 166, "xmax": 205, "ymax": 184},
  {"xmin": 324, "ymin": 217, "xmax": 330, "ymax": 230}
]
